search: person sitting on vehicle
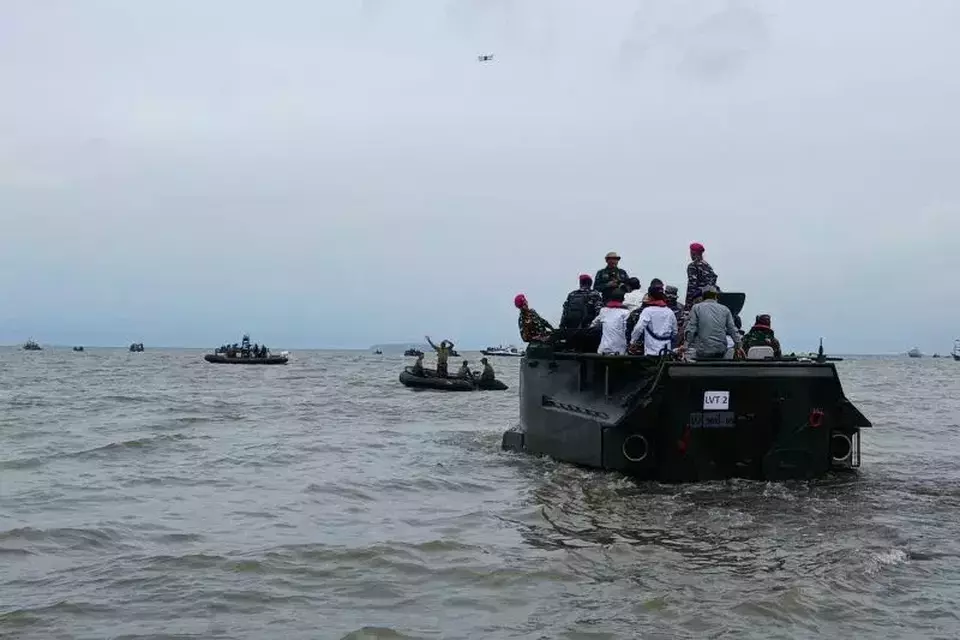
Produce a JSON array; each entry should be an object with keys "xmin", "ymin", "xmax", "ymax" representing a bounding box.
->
[
  {"xmin": 457, "ymin": 360, "xmax": 474, "ymax": 379},
  {"xmin": 560, "ymin": 274, "xmax": 603, "ymax": 329},
  {"xmin": 425, "ymin": 336, "xmax": 453, "ymax": 377},
  {"xmin": 623, "ymin": 277, "xmax": 644, "ymax": 310},
  {"xmin": 724, "ymin": 316, "xmax": 744, "ymax": 359},
  {"xmin": 589, "ymin": 289, "xmax": 631, "ymax": 355},
  {"xmin": 685, "ymin": 242, "xmax": 719, "ymax": 310},
  {"xmin": 628, "ymin": 285, "xmax": 678, "ymax": 356},
  {"xmin": 593, "ymin": 251, "xmax": 630, "ymax": 303},
  {"xmin": 411, "ymin": 353, "xmax": 425, "ymax": 376},
  {"xmin": 741, "ymin": 314, "xmax": 782, "ymax": 358},
  {"xmin": 515, "ymin": 294, "xmax": 554, "ymax": 343},
  {"xmin": 680, "ymin": 285, "xmax": 742, "ymax": 360},
  {"xmin": 479, "ymin": 357, "xmax": 496, "ymax": 382},
  {"xmin": 664, "ymin": 285, "xmax": 686, "ymax": 336},
  {"xmin": 639, "ymin": 278, "xmax": 664, "ymax": 310}
]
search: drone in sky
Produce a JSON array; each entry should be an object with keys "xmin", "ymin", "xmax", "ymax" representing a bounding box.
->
[{"xmin": 477, "ymin": 54, "xmax": 494, "ymax": 62}]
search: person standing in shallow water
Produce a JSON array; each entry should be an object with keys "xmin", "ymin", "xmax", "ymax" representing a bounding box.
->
[
  {"xmin": 515, "ymin": 294, "xmax": 553, "ymax": 343},
  {"xmin": 685, "ymin": 242, "xmax": 719, "ymax": 310},
  {"xmin": 594, "ymin": 251, "xmax": 630, "ymax": 303}
]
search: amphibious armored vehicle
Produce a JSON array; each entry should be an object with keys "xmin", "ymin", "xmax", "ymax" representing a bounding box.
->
[{"xmin": 502, "ymin": 293, "xmax": 871, "ymax": 482}]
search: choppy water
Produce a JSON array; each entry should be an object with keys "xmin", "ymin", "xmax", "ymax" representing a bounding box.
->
[{"xmin": 2, "ymin": 348, "xmax": 960, "ymax": 639}]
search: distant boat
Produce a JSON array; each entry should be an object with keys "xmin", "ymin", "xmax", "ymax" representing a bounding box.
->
[
  {"xmin": 404, "ymin": 348, "xmax": 424, "ymax": 357},
  {"xmin": 73, "ymin": 346, "xmax": 84, "ymax": 352},
  {"xmin": 908, "ymin": 347, "xmax": 922, "ymax": 358},
  {"xmin": 129, "ymin": 342, "xmax": 144, "ymax": 352},
  {"xmin": 933, "ymin": 353, "xmax": 941, "ymax": 358},
  {"xmin": 952, "ymin": 339, "xmax": 960, "ymax": 362},
  {"xmin": 373, "ymin": 349, "xmax": 383, "ymax": 355},
  {"xmin": 208, "ymin": 334, "xmax": 283, "ymax": 363},
  {"xmin": 482, "ymin": 344, "xmax": 525, "ymax": 357},
  {"xmin": 22, "ymin": 339, "xmax": 41, "ymax": 351}
]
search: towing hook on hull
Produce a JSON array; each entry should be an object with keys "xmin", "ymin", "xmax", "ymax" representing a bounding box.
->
[{"xmin": 830, "ymin": 432, "xmax": 853, "ymax": 463}]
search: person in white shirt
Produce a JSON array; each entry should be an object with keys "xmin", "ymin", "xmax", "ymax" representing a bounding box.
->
[
  {"xmin": 590, "ymin": 289, "xmax": 631, "ymax": 354},
  {"xmin": 628, "ymin": 286, "xmax": 678, "ymax": 356},
  {"xmin": 623, "ymin": 277, "xmax": 645, "ymax": 311}
]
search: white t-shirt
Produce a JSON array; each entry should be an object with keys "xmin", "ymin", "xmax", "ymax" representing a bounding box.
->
[
  {"xmin": 630, "ymin": 305, "xmax": 678, "ymax": 355},
  {"xmin": 623, "ymin": 290, "xmax": 645, "ymax": 310},
  {"xmin": 591, "ymin": 305, "xmax": 631, "ymax": 354}
]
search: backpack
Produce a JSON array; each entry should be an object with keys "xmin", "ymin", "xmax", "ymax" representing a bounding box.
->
[{"xmin": 561, "ymin": 290, "xmax": 595, "ymax": 329}]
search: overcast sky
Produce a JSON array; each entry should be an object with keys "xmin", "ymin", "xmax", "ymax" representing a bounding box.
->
[{"xmin": 2, "ymin": 0, "xmax": 958, "ymax": 352}]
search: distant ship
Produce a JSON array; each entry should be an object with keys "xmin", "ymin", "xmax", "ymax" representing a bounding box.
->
[
  {"xmin": 907, "ymin": 347, "xmax": 922, "ymax": 358},
  {"xmin": 482, "ymin": 344, "xmax": 525, "ymax": 357},
  {"xmin": 22, "ymin": 339, "xmax": 41, "ymax": 351},
  {"xmin": 952, "ymin": 339, "xmax": 960, "ymax": 362}
]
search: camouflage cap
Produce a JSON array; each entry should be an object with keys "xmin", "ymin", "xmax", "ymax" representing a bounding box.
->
[
  {"xmin": 701, "ymin": 284, "xmax": 718, "ymax": 295},
  {"xmin": 664, "ymin": 285, "xmax": 679, "ymax": 295}
]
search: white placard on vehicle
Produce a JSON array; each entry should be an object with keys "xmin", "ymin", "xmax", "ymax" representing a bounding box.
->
[{"xmin": 703, "ymin": 391, "xmax": 730, "ymax": 411}]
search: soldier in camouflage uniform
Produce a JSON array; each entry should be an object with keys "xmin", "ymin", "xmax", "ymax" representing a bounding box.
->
[
  {"xmin": 560, "ymin": 274, "xmax": 603, "ymax": 329},
  {"xmin": 515, "ymin": 293, "xmax": 554, "ymax": 343},
  {"xmin": 685, "ymin": 242, "xmax": 719, "ymax": 310},
  {"xmin": 411, "ymin": 353, "xmax": 425, "ymax": 376},
  {"xmin": 741, "ymin": 314, "xmax": 782, "ymax": 358},
  {"xmin": 457, "ymin": 360, "xmax": 474, "ymax": 380},
  {"xmin": 593, "ymin": 251, "xmax": 630, "ymax": 303},
  {"xmin": 664, "ymin": 285, "xmax": 684, "ymax": 322},
  {"xmin": 479, "ymin": 357, "xmax": 496, "ymax": 382},
  {"xmin": 425, "ymin": 336, "xmax": 454, "ymax": 377}
]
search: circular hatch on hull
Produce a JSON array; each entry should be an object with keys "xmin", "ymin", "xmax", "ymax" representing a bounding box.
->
[{"xmin": 622, "ymin": 434, "xmax": 649, "ymax": 463}]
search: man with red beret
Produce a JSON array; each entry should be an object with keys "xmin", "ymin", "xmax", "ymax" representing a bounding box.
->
[
  {"xmin": 685, "ymin": 242, "xmax": 719, "ymax": 310},
  {"xmin": 515, "ymin": 294, "xmax": 554, "ymax": 343},
  {"xmin": 560, "ymin": 274, "xmax": 603, "ymax": 329}
]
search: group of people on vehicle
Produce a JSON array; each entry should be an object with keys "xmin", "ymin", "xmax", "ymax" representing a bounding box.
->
[
  {"xmin": 409, "ymin": 336, "xmax": 497, "ymax": 381},
  {"xmin": 515, "ymin": 244, "xmax": 782, "ymax": 360},
  {"xmin": 215, "ymin": 335, "xmax": 271, "ymax": 359}
]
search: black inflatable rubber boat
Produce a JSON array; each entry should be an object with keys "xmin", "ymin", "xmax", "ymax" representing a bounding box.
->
[
  {"xmin": 204, "ymin": 354, "xmax": 289, "ymax": 365},
  {"xmin": 399, "ymin": 367, "xmax": 508, "ymax": 391}
]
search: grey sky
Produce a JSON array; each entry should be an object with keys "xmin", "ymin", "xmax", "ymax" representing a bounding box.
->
[{"xmin": 2, "ymin": 0, "xmax": 958, "ymax": 352}]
